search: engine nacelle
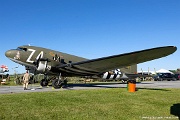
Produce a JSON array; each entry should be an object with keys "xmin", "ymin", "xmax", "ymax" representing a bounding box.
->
[
  {"xmin": 102, "ymin": 69, "xmax": 122, "ymax": 80},
  {"xmin": 37, "ymin": 61, "xmax": 51, "ymax": 72}
]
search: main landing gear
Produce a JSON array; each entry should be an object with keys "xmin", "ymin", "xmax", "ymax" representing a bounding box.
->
[
  {"xmin": 52, "ymin": 79, "xmax": 63, "ymax": 89},
  {"xmin": 52, "ymin": 76, "xmax": 67, "ymax": 89},
  {"xmin": 39, "ymin": 73, "xmax": 67, "ymax": 89},
  {"xmin": 40, "ymin": 74, "xmax": 49, "ymax": 87},
  {"xmin": 40, "ymin": 79, "xmax": 49, "ymax": 86},
  {"xmin": 52, "ymin": 73, "xmax": 67, "ymax": 89}
]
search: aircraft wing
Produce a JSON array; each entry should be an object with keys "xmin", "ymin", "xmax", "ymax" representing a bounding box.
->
[{"xmin": 58, "ymin": 46, "xmax": 177, "ymax": 74}]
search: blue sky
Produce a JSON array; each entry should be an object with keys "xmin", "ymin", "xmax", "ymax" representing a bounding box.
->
[{"xmin": 0, "ymin": 0, "xmax": 180, "ymax": 74}]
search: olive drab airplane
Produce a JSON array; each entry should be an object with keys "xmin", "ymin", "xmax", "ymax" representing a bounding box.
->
[{"xmin": 5, "ymin": 45, "xmax": 177, "ymax": 88}]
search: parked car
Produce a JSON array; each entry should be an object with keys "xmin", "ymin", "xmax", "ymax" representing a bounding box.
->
[
  {"xmin": 153, "ymin": 73, "xmax": 176, "ymax": 81},
  {"xmin": 174, "ymin": 74, "xmax": 180, "ymax": 80}
]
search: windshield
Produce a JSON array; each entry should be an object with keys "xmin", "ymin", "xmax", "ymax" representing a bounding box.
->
[{"xmin": 16, "ymin": 47, "xmax": 27, "ymax": 51}]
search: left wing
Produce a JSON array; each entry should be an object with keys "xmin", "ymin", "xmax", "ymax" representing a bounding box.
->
[{"xmin": 57, "ymin": 46, "xmax": 177, "ymax": 75}]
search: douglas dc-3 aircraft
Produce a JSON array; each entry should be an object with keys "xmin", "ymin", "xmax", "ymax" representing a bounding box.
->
[{"xmin": 5, "ymin": 45, "xmax": 177, "ymax": 88}]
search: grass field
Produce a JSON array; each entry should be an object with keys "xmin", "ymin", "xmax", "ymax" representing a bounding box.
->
[{"xmin": 0, "ymin": 88, "xmax": 179, "ymax": 120}]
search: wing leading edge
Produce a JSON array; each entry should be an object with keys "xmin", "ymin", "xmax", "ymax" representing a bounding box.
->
[{"xmin": 58, "ymin": 46, "xmax": 177, "ymax": 74}]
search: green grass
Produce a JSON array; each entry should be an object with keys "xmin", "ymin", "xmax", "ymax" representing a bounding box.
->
[{"xmin": 0, "ymin": 88, "xmax": 179, "ymax": 120}]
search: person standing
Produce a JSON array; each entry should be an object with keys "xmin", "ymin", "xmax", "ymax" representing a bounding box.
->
[{"xmin": 23, "ymin": 71, "xmax": 30, "ymax": 90}]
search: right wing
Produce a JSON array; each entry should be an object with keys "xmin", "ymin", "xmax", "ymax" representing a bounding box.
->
[{"xmin": 58, "ymin": 46, "xmax": 177, "ymax": 76}]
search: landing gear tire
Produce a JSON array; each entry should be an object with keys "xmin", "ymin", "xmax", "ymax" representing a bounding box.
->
[
  {"xmin": 40, "ymin": 79, "xmax": 49, "ymax": 87},
  {"xmin": 52, "ymin": 79, "xmax": 63, "ymax": 89},
  {"xmin": 122, "ymin": 80, "xmax": 125, "ymax": 83}
]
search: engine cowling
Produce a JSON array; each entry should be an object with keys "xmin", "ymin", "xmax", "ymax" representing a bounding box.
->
[{"xmin": 37, "ymin": 61, "xmax": 51, "ymax": 72}]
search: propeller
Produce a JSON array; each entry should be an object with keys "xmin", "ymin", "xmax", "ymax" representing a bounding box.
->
[{"xmin": 33, "ymin": 55, "xmax": 41, "ymax": 68}]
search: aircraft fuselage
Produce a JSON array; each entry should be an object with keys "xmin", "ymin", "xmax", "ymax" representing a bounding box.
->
[{"xmin": 5, "ymin": 45, "xmax": 87, "ymax": 76}]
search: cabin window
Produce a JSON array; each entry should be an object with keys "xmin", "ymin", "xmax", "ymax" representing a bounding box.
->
[
  {"xmin": 53, "ymin": 54, "xmax": 61, "ymax": 62},
  {"xmin": 61, "ymin": 59, "xmax": 65, "ymax": 63}
]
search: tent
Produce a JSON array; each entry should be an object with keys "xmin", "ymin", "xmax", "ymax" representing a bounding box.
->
[
  {"xmin": 156, "ymin": 69, "xmax": 174, "ymax": 74},
  {"xmin": 137, "ymin": 71, "xmax": 156, "ymax": 75}
]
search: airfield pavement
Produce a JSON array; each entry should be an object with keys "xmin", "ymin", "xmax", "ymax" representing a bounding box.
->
[{"xmin": 0, "ymin": 81, "xmax": 180, "ymax": 94}]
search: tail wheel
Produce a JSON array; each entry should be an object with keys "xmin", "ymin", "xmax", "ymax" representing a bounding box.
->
[
  {"xmin": 40, "ymin": 79, "xmax": 49, "ymax": 86},
  {"xmin": 52, "ymin": 79, "xmax": 63, "ymax": 89}
]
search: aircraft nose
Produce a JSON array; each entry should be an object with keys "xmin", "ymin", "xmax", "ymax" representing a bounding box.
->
[{"xmin": 5, "ymin": 50, "xmax": 13, "ymax": 58}]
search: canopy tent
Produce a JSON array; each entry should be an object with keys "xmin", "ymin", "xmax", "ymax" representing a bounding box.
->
[
  {"xmin": 156, "ymin": 69, "xmax": 173, "ymax": 74},
  {"xmin": 137, "ymin": 71, "xmax": 156, "ymax": 75}
]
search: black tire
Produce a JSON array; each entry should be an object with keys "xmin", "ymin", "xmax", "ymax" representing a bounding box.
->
[
  {"xmin": 122, "ymin": 80, "xmax": 125, "ymax": 83},
  {"xmin": 52, "ymin": 79, "xmax": 63, "ymax": 89},
  {"xmin": 40, "ymin": 79, "xmax": 49, "ymax": 86}
]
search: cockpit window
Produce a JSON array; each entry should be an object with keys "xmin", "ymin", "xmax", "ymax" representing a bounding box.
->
[{"xmin": 17, "ymin": 47, "xmax": 27, "ymax": 51}]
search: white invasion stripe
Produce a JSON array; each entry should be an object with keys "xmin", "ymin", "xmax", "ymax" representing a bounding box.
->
[{"xmin": 102, "ymin": 72, "xmax": 108, "ymax": 79}]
